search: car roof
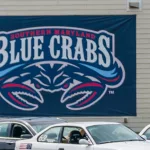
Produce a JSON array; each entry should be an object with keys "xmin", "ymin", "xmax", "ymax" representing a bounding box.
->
[
  {"xmin": 0, "ymin": 117, "xmax": 66, "ymax": 124},
  {"xmin": 51, "ymin": 121, "xmax": 120, "ymax": 128}
]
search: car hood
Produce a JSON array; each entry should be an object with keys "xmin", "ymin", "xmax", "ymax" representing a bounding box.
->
[{"xmin": 95, "ymin": 141, "xmax": 150, "ymax": 150}]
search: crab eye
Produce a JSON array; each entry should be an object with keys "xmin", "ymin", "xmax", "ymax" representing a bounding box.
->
[
  {"xmin": 54, "ymin": 72, "xmax": 71, "ymax": 88},
  {"xmin": 63, "ymin": 83, "xmax": 69, "ymax": 89},
  {"xmin": 32, "ymin": 73, "xmax": 50, "ymax": 88},
  {"xmin": 35, "ymin": 84, "xmax": 41, "ymax": 89}
]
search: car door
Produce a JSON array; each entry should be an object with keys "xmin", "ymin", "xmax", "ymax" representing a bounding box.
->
[
  {"xmin": 57, "ymin": 126, "xmax": 93, "ymax": 150},
  {"xmin": 5, "ymin": 122, "xmax": 33, "ymax": 150},
  {"xmin": 0, "ymin": 122, "xmax": 12, "ymax": 150},
  {"xmin": 32, "ymin": 126, "xmax": 62, "ymax": 150}
]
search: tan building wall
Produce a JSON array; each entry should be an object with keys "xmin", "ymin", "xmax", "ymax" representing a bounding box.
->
[{"xmin": 0, "ymin": 0, "xmax": 150, "ymax": 132}]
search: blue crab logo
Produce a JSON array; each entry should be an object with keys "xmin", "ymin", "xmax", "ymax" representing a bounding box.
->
[{"xmin": 0, "ymin": 27, "xmax": 125, "ymax": 111}]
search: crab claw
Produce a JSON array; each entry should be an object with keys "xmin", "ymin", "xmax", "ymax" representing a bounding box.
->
[
  {"xmin": 0, "ymin": 83, "xmax": 43, "ymax": 111},
  {"xmin": 61, "ymin": 82, "xmax": 106, "ymax": 110}
]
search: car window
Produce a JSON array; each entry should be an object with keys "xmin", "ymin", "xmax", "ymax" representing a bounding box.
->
[
  {"xmin": 63, "ymin": 127, "xmax": 79, "ymax": 137},
  {"xmin": 0, "ymin": 123, "xmax": 9, "ymax": 137},
  {"xmin": 143, "ymin": 128, "xmax": 150, "ymax": 140},
  {"xmin": 38, "ymin": 127, "xmax": 61, "ymax": 143},
  {"xmin": 11, "ymin": 123, "xmax": 31, "ymax": 138},
  {"xmin": 61, "ymin": 126, "xmax": 88, "ymax": 144}
]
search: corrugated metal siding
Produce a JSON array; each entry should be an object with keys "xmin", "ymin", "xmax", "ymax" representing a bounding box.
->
[{"xmin": 0, "ymin": 0, "xmax": 150, "ymax": 133}]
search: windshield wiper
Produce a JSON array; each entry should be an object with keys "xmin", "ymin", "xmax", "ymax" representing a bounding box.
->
[
  {"xmin": 98, "ymin": 139, "xmax": 144, "ymax": 144},
  {"xmin": 121, "ymin": 139, "xmax": 144, "ymax": 142},
  {"xmin": 98, "ymin": 141, "xmax": 117, "ymax": 144}
]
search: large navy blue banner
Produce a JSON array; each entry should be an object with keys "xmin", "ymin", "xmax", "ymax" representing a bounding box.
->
[{"xmin": 0, "ymin": 15, "xmax": 136, "ymax": 116}]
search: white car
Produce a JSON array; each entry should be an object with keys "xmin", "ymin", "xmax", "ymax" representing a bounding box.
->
[
  {"xmin": 139, "ymin": 124, "xmax": 150, "ymax": 141},
  {"xmin": 15, "ymin": 122, "xmax": 150, "ymax": 150}
]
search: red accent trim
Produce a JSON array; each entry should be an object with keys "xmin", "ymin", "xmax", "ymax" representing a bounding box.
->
[
  {"xmin": 8, "ymin": 92, "xmax": 27, "ymax": 107},
  {"xmin": 2, "ymin": 83, "xmax": 34, "ymax": 93},
  {"xmin": 77, "ymin": 92, "xmax": 97, "ymax": 107},
  {"xmin": 98, "ymin": 75, "xmax": 120, "ymax": 82},
  {"xmin": 71, "ymin": 82, "xmax": 103, "ymax": 93}
]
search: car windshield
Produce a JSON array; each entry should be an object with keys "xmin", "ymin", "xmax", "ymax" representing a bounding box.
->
[
  {"xmin": 87, "ymin": 124, "xmax": 144, "ymax": 144},
  {"xmin": 27, "ymin": 118, "xmax": 65, "ymax": 133},
  {"xmin": 29, "ymin": 122, "xmax": 54, "ymax": 133}
]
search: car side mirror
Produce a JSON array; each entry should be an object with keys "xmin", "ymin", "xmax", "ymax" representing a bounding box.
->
[
  {"xmin": 20, "ymin": 134, "xmax": 32, "ymax": 139},
  {"xmin": 79, "ymin": 139, "xmax": 91, "ymax": 145},
  {"xmin": 141, "ymin": 135, "xmax": 147, "ymax": 140}
]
